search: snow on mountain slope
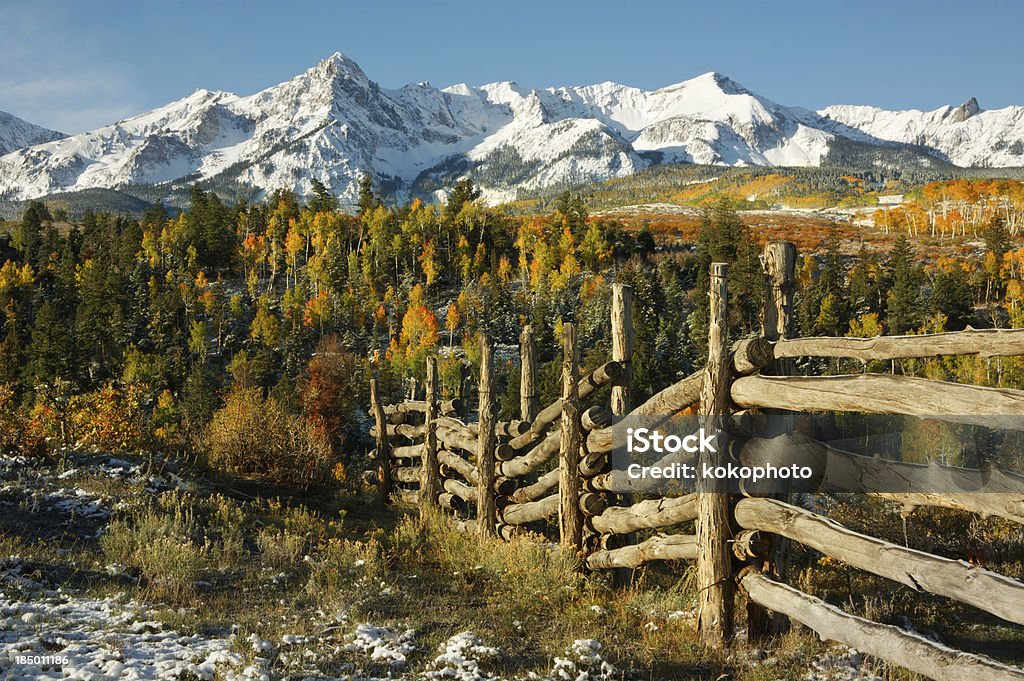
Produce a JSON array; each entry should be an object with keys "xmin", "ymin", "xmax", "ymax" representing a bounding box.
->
[
  {"xmin": 0, "ymin": 111, "xmax": 65, "ymax": 156},
  {"xmin": 1, "ymin": 53, "xmax": 1021, "ymax": 205},
  {"xmin": 819, "ymin": 98, "xmax": 1024, "ymax": 167}
]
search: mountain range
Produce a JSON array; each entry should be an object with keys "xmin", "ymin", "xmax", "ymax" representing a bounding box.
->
[
  {"xmin": 0, "ymin": 111, "xmax": 65, "ymax": 157},
  {"xmin": 1, "ymin": 52, "xmax": 1023, "ymax": 206}
]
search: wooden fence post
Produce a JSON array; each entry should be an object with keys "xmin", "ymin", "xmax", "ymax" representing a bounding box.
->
[
  {"xmin": 459, "ymin": 360, "xmax": 472, "ymax": 421},
  {"xmin": 477, "ymin": 335, "xmax": 497, "ymax": 537},
  {"xmin": 559, "ymin": 322, "xmax": 584, "ymax": 554},
  {"xmin": 611, "ymin": 284, "xmax": 633, "ymax": 416},
  {"xmin": 420, "ymin": 356, "xmax": 440, "ymax": 517},
  {"xmin": 520, "ymin": 325, "xmax": 538, "ymax": 423},
  {"xmin": 697, "ymin": 262, "xmax": 734, "ymax": 647},
  {"xmin": 610, "ymin": 283, "xmax": 635, "ymax": 586},
  {"xmin": 753, "ymin": 240, "xmax": 798, "ymax": 640},
  {"xmin": 762, "ymin": 241, "xmax": 797, "ymax": 371},
  {"xmin": 370, "ymin": 378, "xmax": 392, "ymax": 506}
]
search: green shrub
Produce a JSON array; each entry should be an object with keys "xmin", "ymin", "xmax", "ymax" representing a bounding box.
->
[
  {"xmin": 256, "ymin": 527, "xmax": 306, "ymax": 570},
  {"xmin": 100, "ymin": 492, "xmax": 204, "ymax": 604}
]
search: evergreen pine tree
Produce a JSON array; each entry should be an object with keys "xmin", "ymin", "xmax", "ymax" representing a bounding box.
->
[
  {"xmin": 885, "ymin": 235, "xmax": 923, "ymax": 334},
  {"xmin": 931, "ymin": 265, "xmax": 974, "ymax": 330},
  {"xmin": 30, "ymin": 300, "xmax": 76, "ymax": 384}
]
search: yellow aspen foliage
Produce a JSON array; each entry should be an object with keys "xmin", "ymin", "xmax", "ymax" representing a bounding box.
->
[
  {"xmin": 847, "ymin": 312, "xmax": 882, "ymax": 338},
  {"xmin": 419, "ymin": 239, "xmax": 439, "ymax": 287},
  {"xmin": 399, "ymin": 303, "xmax": 439, "ymax": 354},
  {"xmin": 250, "ymin": 296, "xmax": 281, "ymax": 347}
]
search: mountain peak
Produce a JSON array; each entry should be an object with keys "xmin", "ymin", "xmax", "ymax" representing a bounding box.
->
[
  {"xmin": 0, "ymin": 110, "xmax": 66, "ymax": 155},
  {"xmin": 950, "ymin": 96, "xmax": 982, "ymax": 122},
  {"xmin": 679, "ymin": 71, "xmax": 748, "ymax": 97},
  {"xmin": 320, "ymin": 52, "xmax": 367, "ymax": 77}
]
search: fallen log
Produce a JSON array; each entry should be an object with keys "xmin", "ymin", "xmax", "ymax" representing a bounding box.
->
[
  {"xmin": 508, "ymin": 360, "xmax": 623, "ymax": 451},
  {"xmin": 774, "ymin": 327, "xmax": 1024, "ymax": 361},
  {"xmin": 739, "ymin": 568, "xmax": 1024, "ymax": 681},
  {"xmin": 735, "ymin": 497, "xmax": 1024, "ymax": 627},
  {"xmin": 510, "ymin": 468, "xmax": 559, "ymax": 503},
  {"xmin": 588, "ymin": 494, "xmax": 698, "ymax": 535},
  {"xmin": 500, "ymin": 493, "xmax": 558, "ymax": 525},
  {"xmin": 742, "ymin": 432, "xmax": 1024, "ymax": 525},
  {"xmin": 586, "ymin": 534, "xmax": 697, "ymax": 570},
  {"xmin": 731, "ymin": 374, "xmax": 1024, "ymax": 430}
]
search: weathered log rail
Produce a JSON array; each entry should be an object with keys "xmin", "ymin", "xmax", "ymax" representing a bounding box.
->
[
  {"xmin": 366, "ymin": 243, "xmax": 1024, "ymax": 681},
  {"xmin": 774, "ymin": 327, "xmax": 1024, "ymax": 360},
  {"xmin": 734, "ymin": 497, "xmax": 1024, "ymax": 626},
  {"xmin": 739, "ymin": 568, "xmax": 1024, "ymax": 681}
]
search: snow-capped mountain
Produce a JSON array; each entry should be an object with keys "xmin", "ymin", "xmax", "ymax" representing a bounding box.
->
[
  {"xmin": 819, "ymin": 98, "xmax": 1024, "ymax": 167},
  {"xmin": 0, "ymin": 53, "xmax": 1021, "ymax": 205},
  {"xmin": 0, "ymin": 111, "xmax": 65, "ymax": 156}
]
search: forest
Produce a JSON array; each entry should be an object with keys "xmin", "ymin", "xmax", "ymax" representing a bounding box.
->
[{"xmin": 1, "ymin": 175, "xmax": 1024, "ymax": 493}]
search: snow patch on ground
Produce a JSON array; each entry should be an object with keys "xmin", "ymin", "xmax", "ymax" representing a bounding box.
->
[
  {"xmin": 425, "ymin": 631, "xmax": 499, "ymax": 680},
  {"xmin": 343, "ymin": 623, "xmax": 417, "ymax": 670},
  {"xmin": 537, "ymin": 639, "xmax": 617, "ymax": 681},
  {"xmin": 806, "ymin": 648, "xmax": 883, "ymax": 680},
  {"xmin": 0, "ymin": 591, "xmax": 241, "ymax": 680}
]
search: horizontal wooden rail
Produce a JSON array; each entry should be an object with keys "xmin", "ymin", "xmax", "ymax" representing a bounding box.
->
[
  {"xmin": 390, "ymin": 444, "xmax": 422, "ymax": 459},
  {"xmin": 499, "ymin": 429, "xmax": 560, "ymax": 478},
  {"xmin": 438, "ymin": 449, "xmax": 477, "ymax": 483},
  {"xmin": 588, "ymin": 494, "xmax": 699, "ymax": 535},
  {"xmin": 510, "ymin": 469, "xmax": 559, "ymax": 503},
  {"xmin": 735, "ymin": 498, "xmax": 1024, "ymax": 626},
  {"xmin": 393, "ymin": 466, "xmax": 421, "ymax": 483},
  {"xmin": 384, "ymin": 398, "xmax": 461, "ymax": 416},
  {"xmin": 508, "ymin": 361, "xmax": 623, "ymax": 452},
  {"xmin": 739, "ymin": 569, "xmax": 1024, "ymax": 681},
  {"xmin": 370, "ymin": 423, "xmax": 425, "ymax": 439},
  {"xmin": 586, "ymin": 534, "xmax": 697, "ymax": 569},
  {"xmin": 586, "ymin": 369, "xmax": 703, "ymax": 455},
  {"xmin": 774, "ymin": 328, "xmax": 1024, "ymax": 361},
  {"xmin": 443, "ymin": 477, "xmax": 477, "ymax": 503},
  {"xmin": 741, "ymin": 433, "xmax": 1024, "ymax": 524},
  {"xmin": 732, "ymin": 374, "xmax": 1024, "ymax": 430},
  {"xmin": 500, "ymin": 493, "xmax": 558, "ymax": 525}
]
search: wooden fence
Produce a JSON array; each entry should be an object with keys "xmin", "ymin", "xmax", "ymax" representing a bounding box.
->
[{"xmin": 367, "ymin": 242, "xmax": 1024, "ymax": 681}]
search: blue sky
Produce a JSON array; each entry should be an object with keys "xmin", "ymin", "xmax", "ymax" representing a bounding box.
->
[{"xmin": 2, "ymin": 0, "xmax": 1021, "ymax": 134}]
